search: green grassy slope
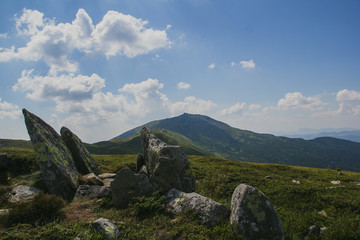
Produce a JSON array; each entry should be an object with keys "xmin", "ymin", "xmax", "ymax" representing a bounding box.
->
[
  {"xmin": 2, "ymin": 151, "xmax": 360, "ymax": 239},
  {"xmin": 109, "ymin": 113, "xmax": 360, "ymax": 172}
]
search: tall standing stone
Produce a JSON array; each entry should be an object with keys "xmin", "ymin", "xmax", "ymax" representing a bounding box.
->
[
  {"xmin": 141, "ymin": 127, "xmax": 196, "ymax": 193},
  {"xmin": 60, "ymin": 126, "xmax": 99, "ymax": 175},
  {"xmin": 230, "ymin": 184, "xmax": 285, "ymax": 240},
  {"xmin": 22, "ymin": 109, "xmax": 79, "ymax": 201}
]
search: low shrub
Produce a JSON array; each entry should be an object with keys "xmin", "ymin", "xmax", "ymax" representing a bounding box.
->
[
  {"xmin": 129, "ymin": 192, "xmax": 167, "ymax": 220},
  {"xmin": 0, "ymin": 193, "xmax": 66, "ymax": 227}
]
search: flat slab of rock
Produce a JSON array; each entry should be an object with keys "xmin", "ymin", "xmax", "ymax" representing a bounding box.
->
[
  {"xmin": 98, "ymin": 173, "xmax": 116, "ymax": 179},
  {"xmin": 141, "ymin": 127, "xmax": 195, "ymax": 193},
  {"xmin": 92, "ymin": 217, "xmax": 120, "ymax": 240},
  {"xmin": 167, "ymin": 188, "xmax": 229, "ymax": 228},
  {"xmin": 74, "ymin": 185, "xmax": 111, "ymax": 200},
  {"xmin": 230, "ymin": 184, "xmax": 285, "ymax": 240},
  {"xmin": 83, "ymin": 173, "xmax": 104, "ymax": 186},
  {"xmin": 22, "ymin": 109, "xmax": 79, "ymax": 201},
  {"xmin": 110, "ymin": 167, "xmax": 155, "ymax": 208},
  {"xmin": 8, "ymin": 185, "xmax": 40, "ymax": 203},
  {"xmin": 61, "ymin": 127, "xmax": 99, "ymax": 175}
]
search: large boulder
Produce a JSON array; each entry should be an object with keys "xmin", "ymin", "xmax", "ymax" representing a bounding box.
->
[
  {"xmin": 92, "ymin": 218, "xmax": 120, "ymax": 240},
  {"xmin": 22, "ymin": 109, "xmax": 79, "ymax": 201},
  {"xmin": 140, "ymin": 127, "xmax": 195, "ymax": 193},
  {"xmin": 110, "ymin": 167, "xmax": 155, "ymax": 208},
  {"xmin": 60, "ymin": 127, "xmax": 99, "ymax": 175},
  {"xmin": 8, "ymin": 185, "xmax": 40, "ymax": 203},
  {"xmin": 74, "ymin": 185, "xmax": 111, "ymax": 200},
  {"xmin": 230, "ymin": 184, "xmax": 285, "ymax": 240},
  {"xmin": 166, "ymin": 188, "xmax": 229, "ymax": 228}
]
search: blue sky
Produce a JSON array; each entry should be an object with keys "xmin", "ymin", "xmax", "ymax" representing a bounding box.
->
[{"xmin": 0, "ymin": 0, "xmax": 359, "ymax": 143}]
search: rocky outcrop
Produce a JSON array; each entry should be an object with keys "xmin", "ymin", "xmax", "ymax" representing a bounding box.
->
[
  {"xmin": 166, "ymin": 188, "xmax": 229, "ymax": 228},
  {"xmin": 61, "ymin": 127, "xmax": 99, "ymax": 175},
  {"xmin": 8, "ymin": 185, "xmax": 40, "ymax": 203},
  {"xmin": 22, "ymin": 109, "xmax": 79, "ymax": 201},
  {"xmin": 74, "ymin": 185, "xmax": 111, "ymax": 200},
  {"xmin": 92, "ymin": 218, "xmax": 120, "ymax": 240},
  {"xmin": 110, "ymin": 167, "xmax": 155, "ymax": 208},
  {"xmin": 140, "ymin": 127, "xmax": 195, "ymax": 193},
  {"xmin": 230, "ymin": 184, "xmax": 285, "ymax": 240}
]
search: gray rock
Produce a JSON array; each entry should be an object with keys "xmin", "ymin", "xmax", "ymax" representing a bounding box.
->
[
  {"xmin": 141, "ymin": 127, "xmax": 195, "ymax": 193},
  {"xmin": 138, "ymin": 165, "xmax": 148, "ymax": 175},
  {"xmin": 8, "ymin": 185, "xmax": 40, "ymax": 203},
  {"xmin": 0, "ymin": 209, "xmax": 11, "ymax": 216},
  {"xmin": 74, "ymin": 185, "xmax": 111, "ymax": 200},
  {"xmin": 83, "ymin": 173, "xmax": 104, "ymax": 186},
  {"xmin": 110, "ymin": 167, "xmax": 155, "ymax": 208},
  {"xmin": 98, "ymin": 173, "xmax": 116, "ymax": 179},
  {"xmin": 230, "ymin": 184, "xmax": 285, "ymax": 240},
  {"xmin": 166, "ymin": 188, "xmax": 229, "ymax": 228},
  {"xmin": 136, "ymin": 153, "xmax": 145, "ymax": 173},
  {"xmin": 92, "ymin": 217, "xmax": 120, "ymax": 240},
  {"xmin": 61, "ymin": 127, "xmax": 99, "ymax": 175},
  {"xmin": 320, "ymin": 226, "xmax": 328, "ymax": 234},
  {"xmin": 103, "ymin": 178, "xmax": 115, "ymax": 187},
  {"xmin": 22, "ymin": 109, "xmax": 79, "ymax": 201},
  {"xmin": 309, "ymin": 225, "xmax": 320, "ymax": 236}
]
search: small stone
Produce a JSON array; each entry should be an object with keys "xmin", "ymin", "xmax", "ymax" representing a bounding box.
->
[
  {"xmin": 330, "ymin": 180, "xmax": 341, "ymax": 185},
  {"xmin": 320, "ymin": 226, "xmax": 328, "ymax": 234},
  {"xmin": 74, "ymin": 185, "xmax": 111, "ymax": 200},
  {"xmin": 318, "ymin": 210, "xmax": 328, "ymax": 217},
  {"xmin": 309, "ymin": 225, "xmax": 320, "ymax": 236},
  {"xmin": 92, "ymin": 218, "xmax": 120, "ymax": 240},
  {"xmin": 83, "ymin": 173, "xmax": 104, "ymax": 186},
  {"xmin": 265, "ymin": 176, "xmax": 273, "ymax": 179},
  {"xmin": 8, "ymin": 185, "xmax": 40, "ymax": 203},
  {"xmin": 98, "ymin": 173, "xmax": 116, "ymax": 179},
  {"xmin": 291, "ymin": 180, "xmax": 300, "ymax": 184}
]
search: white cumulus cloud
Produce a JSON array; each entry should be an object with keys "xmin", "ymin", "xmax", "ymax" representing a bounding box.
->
[
  {"xmin": 170, "ymin": 96, "xmax": 216, "ymax": 116},
  {"xmin": 231, "ymin": 59, "xmax": 256, "ymax": 69},
  {"xmin": 277, "ymin": 92, "xmax": 324, "ymax": 110},
  {"xmin": 0, "ymin": 8, "xmax": 171, "ymax": 74},
  {"xmin": 208, "ymin": 63, "xmax": 215, "ymax": 69},
  {"xmin": 336, "ymin": 89, "xmax": 360, "ymax": 102},
  {"xmin": 177, "ymin": 82, "xmax": 191, "ymax": 90},
  {"xmin": 220, "ymin": 102, "xmax": 246, "ymax": 115},
  {"xmin": 0, "ymin": 97, "xmax": 22, "ymax": 119}
]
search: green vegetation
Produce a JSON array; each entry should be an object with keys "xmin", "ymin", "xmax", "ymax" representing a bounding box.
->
[
  {"xmin": 1, "ymin": 148, "xmax": 360, "ymax": 239},
  {"xmin": 92, "ymin": 113, "xmax": 360, "ymax": 172}
]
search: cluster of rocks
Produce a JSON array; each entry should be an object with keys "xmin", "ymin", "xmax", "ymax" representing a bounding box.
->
[{"xmin": 19, "ymin": 109, "xmax": 285, "ymax": 239}]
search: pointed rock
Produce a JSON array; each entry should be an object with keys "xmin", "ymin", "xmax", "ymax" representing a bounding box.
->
[
  {"xmin": 230, "ymin": 184, "xmax": 285, "ymax": 240},
  {"xmin": 22, "ymin": 109, "xmax": 79, "ymax": 201},
  {"xmin": 61, "ymin": 126, "xmax": 99, "ymax": 175},
  {"xmin": 141, "ymin": 127, "xmax": 195, "ymax": 193}
]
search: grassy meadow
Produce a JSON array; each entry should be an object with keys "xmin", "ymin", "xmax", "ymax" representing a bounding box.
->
[{"xmin": 1, "ymin": 149, "xmax": 360, "ymax": 239}]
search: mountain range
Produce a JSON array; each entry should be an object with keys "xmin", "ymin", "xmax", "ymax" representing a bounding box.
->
[{"xmin": 84, "ymin": 113, "xmax": 360, "ymax": 172}]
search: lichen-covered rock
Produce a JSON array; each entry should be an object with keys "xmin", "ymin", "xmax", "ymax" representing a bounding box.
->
[
  {"xmin": 61, "ymin": 127, "xmax": 99, "ymax": 175},
  {"xmin": 22, "ymin": 109, "xmax": 79, "ymax": 201},
  {"xmin": 110, "ymin": 167, "xmax": 155, "ymax": 208},
  {"xmin": 167, "ymin": 188, "xmax": 229, "ymax": 228},
  {"xmin": 8, "ymin": 185, "xmax": 40, "ymax": 203},
  {"xmin": 141, "ymin": 127, "xmax": 195, "ymax": 193},
  {"xmin": 74, "ymin": 185, "xmax": 111, "ymax": 200},
  {"xmin": 83, "ymin": 173, "xmax": 104, "ymax": 186},
  {"xmin": 230, "ymin": 184, "xmax": 285, "ymax": 240},
  {"xmin": 92, "ymin": 217, "xmax": 120, "ymax": 240}
]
